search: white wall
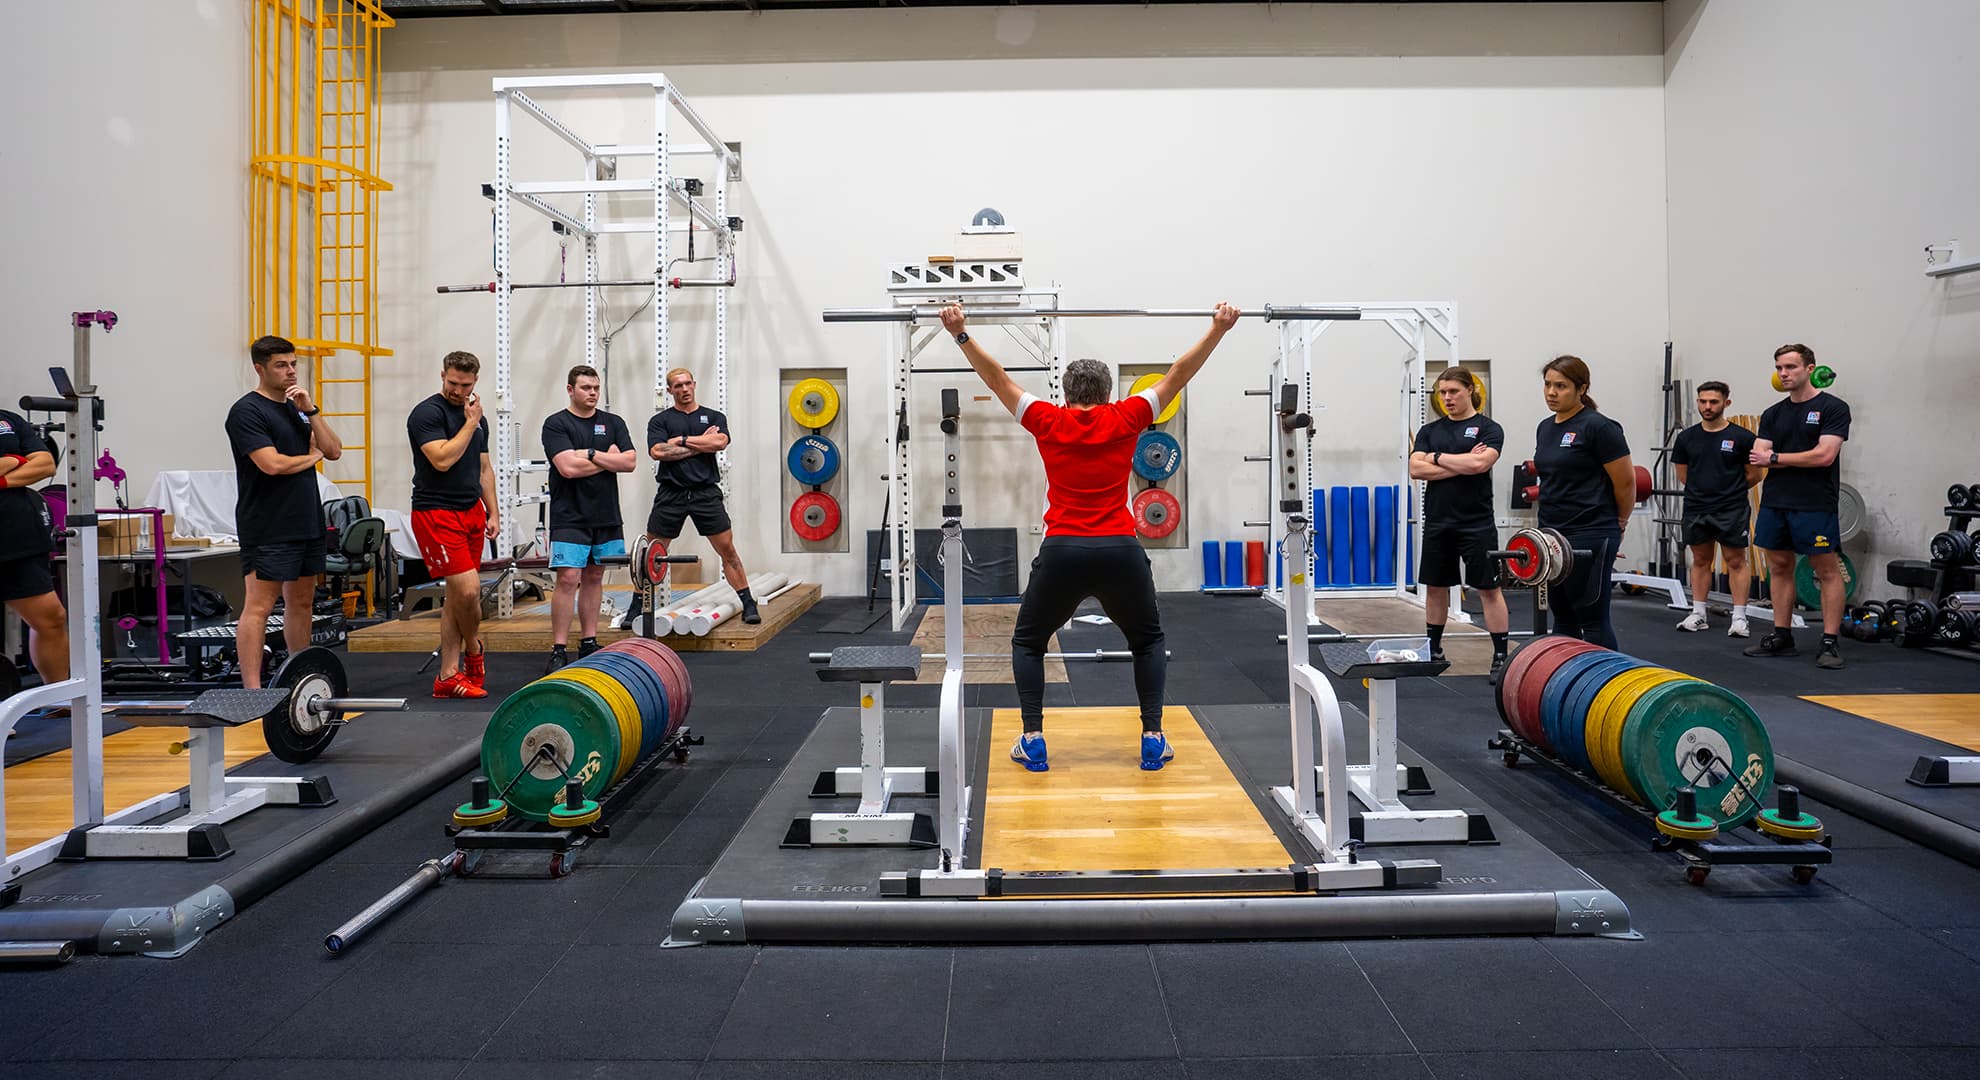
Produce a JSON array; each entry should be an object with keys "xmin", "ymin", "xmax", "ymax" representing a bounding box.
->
[
  {"xmin": 377, "ymin": 3, "xmax": 1670, "ymax": 594},
  {"xmin": 1665, "ymin": 0, "xmax": 1980, "ymax": 595},
  {"xmin": 0, "ymin": 0, "xmax": 247, "ymax": 504}
]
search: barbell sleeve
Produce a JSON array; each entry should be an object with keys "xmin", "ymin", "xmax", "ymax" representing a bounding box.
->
[
  {"xmin": 311, "ymin": 697, "xmax": 410, "ymax": 713},
  {"xmin": 325, "ymin": 858, "xmax": 449, "ymax": 954}
]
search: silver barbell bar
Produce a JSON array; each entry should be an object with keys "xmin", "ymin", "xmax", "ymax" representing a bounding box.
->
[
  {"xmin": 822, "ymin": 305, "xmax": 1364, "ymax": 324},
  {"xmin": 809, "ymin": 649, "xmax": 1170, "ymax": 664}
]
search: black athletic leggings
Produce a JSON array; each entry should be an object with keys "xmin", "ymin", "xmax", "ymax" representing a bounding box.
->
[
  {"xmin": 1011, "ymin": 536, "xmax": 1167, "ymax": 732},
  {"xmin": 1548, "ymin": 529, "xmax": 1620, "ymax": 650}
]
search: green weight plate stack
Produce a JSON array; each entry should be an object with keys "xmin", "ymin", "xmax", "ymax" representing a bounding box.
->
[{"xmin": 1620, "ymin": 679, "xmax": 1774, "ymax": 828}]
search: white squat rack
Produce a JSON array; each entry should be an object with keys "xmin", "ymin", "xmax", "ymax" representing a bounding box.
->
[
  {"xmin": 486, "ymin": 73, "xmax": 740, "ymax": 616},
  {"xmin": 1260, "ymin": 303, "xmax": 1459, "ymax": 621}
]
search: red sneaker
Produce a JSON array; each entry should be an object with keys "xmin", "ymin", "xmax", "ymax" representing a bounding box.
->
[
  {"xmin": 464, "ymin": 640, "xmax": 487, "ymax": 689},
  {"xmin": 432, "ymin": 672, "xmax": 488, "ymax": 699}
]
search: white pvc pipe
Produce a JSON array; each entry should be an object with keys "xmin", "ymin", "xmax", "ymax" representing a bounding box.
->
[{"xmin": 672, "ymin": 573, "xmax": 793, "ymax": 636}]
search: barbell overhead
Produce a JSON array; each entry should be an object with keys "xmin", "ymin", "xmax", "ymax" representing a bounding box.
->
[{"xmin": 821, "ymin": 305, "xmax": 1364, "ymax": 324}]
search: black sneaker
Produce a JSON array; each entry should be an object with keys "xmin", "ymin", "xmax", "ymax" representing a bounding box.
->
[
  {"xmin": 1428, "ymin": 647, "xmax": 1448, "ymax": 663},
  {"xmin": 741, "ymin": 596, "xmax": 762, "ymax": 625},
  {"xmin": 1488, "ymin": 653, "xmax": 1508, "ymax": 684},
  {"xmin": 578, "ymin": 637, "xmax": 601, "ymax": 658},
  {"xmin": 1816, "ymin": 642, "xmax": 1845, "ymax": 669},
  {"xmin": 1743, "ymin": 631, "xmax": 1799, "ymax": 658},
  {"xmin": 545, "ymin": 645, "xmax": 570, "ymax": 672}
]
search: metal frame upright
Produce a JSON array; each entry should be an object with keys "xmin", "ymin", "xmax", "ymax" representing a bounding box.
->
[
  {"xmin": 1261, "ymin": 303, "xmax": 1458, "ymax": 623},
  {"xmin": 488, "ymin": 73, "xmax": 737, "ymax": 617}
]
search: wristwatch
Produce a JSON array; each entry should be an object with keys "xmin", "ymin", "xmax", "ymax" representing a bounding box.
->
[
  {"xmin": 302, "ymin": 407, "xmax": 320, "ymax": 417},
  {"xmin": 587, "ymin": 448, "xmax": 597, "ymax": 462},
  {"xmin": 954, "ymin": 331, "xmax": 970, "ymax": 346},
  {"xmin": 1432, "ymin": 452, "xmax": 1441, "ymax": 467},
  {"xmin": 1769, "ymin": 450, "xmax": 1779, "ymax": 466}
]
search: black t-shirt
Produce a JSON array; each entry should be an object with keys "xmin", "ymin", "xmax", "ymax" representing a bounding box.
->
[
  {"xmin": 408, "ymin": 393, "xmax": 490, "ymax": 511},
  {"xmin": 0, "ymin": 409, "xmax": 55, "ymax": 560},
  {"xmin": 647, "ymin": 405, "xmax": 727, "ymax": 489},
  {"xmin": 1671, "ymin": 422, "xmax": 1757, "ymax": 515},
  {"xmin": 1533, "ymin": 408, "xmax": 1630, "ymax": 535},
  {"xmin": 1413, "ymin": 413, "xmax": 1505, "ymax": 530},
  {"xmin": 1757, "ymin": 391, "xmax": 1851, "ymax": 512},
  {"xmin": 226, "ymin": 391, "xmax": 326, "ymax": 546},
  {"xmin": 542, "ymin": 408, "xmax": 631, "ymax": 529}
]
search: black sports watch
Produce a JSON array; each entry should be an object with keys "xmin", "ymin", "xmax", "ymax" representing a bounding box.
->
[
  {"xmin": 1768, "ymin": 450, "xmax": 1779, "ymax": 466},
  {"xmin": 954, "ymin": 331, "xmax": 970, "ymax": 346},
  {"xmin": 1432, "ymin": 452, "xmax": 1441, "ymax": 467},
  {"xmin": 302, "ymin": 407, "xmax": 320, "ymax": 417},
  {"xmin": 587, "ymin": 447, "xmax": 597, "ymax": 462}
]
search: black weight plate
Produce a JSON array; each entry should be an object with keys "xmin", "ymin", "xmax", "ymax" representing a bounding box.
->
[
  {"xmin": 264, "ymin": 646, "xmax": 346, "ymax": 763},
  {"xmin": 1952, "ymin": 484, "xmax": 1973, "ymax": 510},
  {"xmin": 1930, "ymin": 531, "xmax": 1969, "ymax": 564},
  {"xmin": 1970, "ymin": 484, "xmax": 1980, "ymax": 509},
  {"xmin": 1970, "ymin": 531, "xmax": 1980, "ymax": 566}
]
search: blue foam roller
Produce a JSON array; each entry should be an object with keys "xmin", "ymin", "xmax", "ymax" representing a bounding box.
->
[
  {"xmin": 1329, "ymin": 486, "xmax": 1351, "ymax": 584},
  {"xmin": 1202, "ymin": 540, "xmax": 1223, "ymax": 588},
  {"xmin": 1224, "ymin": 541, "xmax": 1244, "ymax": 589},
  {"xmin": 1312, "ymin": 488, "xmax": 1329, "ymax": 585},
  {"xmin": 1350, "ymin": 486, "xmax": 1372, "ymax": 585},
  {"xmin": 1406, "ymin": 486, "xmax": 1416, "ymax": 587},
  {"xmin": 1373, "ymin": 486, "xmax": 1397, "ymax": 586}
]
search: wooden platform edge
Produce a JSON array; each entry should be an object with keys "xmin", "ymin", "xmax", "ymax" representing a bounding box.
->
[{"xmin": 348, "ymin": 582, "xmax": 823, "ymax": 654}]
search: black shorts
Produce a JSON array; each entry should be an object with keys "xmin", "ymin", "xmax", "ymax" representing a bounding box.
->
[
  {"xmin": 647, "ymin": 485, "xmax": 730, "ymax": 540},
  {"xmin": 1418, "ymin": 525, "xmax": 1501, "ymax": 589},
  {"xmin": 0, "ymin": 552, "xmax": 56, "ymax": 603},
  {"xmin": 1683, "ymin": 505, "xmax": 1750, "ymax": 548},
  {"xmin": 241, "ymin": 539, "xmax": 327, "ymax": 583}
]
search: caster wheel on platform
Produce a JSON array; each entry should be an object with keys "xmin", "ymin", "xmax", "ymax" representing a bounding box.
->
[
  {"xmin": 1502, "ymin": 752, "xmax": 1521, "ymax": 768},
  {"xmin": 675, "ymin": 746, "xmax": 691, "ymax": 763},
  {"xmin": 1684, "ymin": 866, "xmax": 1710, "ymax": 886},
  {"xmin": 549, "ymin": 852, "xmax": 576, "ymax": 878},
  {"xmin": 1791, "ymin": 865, "xmax": 1818, "ymax": 885}
]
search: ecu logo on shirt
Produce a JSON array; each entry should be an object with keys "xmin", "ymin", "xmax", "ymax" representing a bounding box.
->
[
  {"xmin": 1464, "ymin": 425, "xmax": 1479, "ymax": 439},
  {"xmin": 1804, "ymin": 411, "xmax": 1821, "ymax": 424},
  {"xmin": 1560, "ymin": 432, "xmax": 1577, "ymax": 447},
  {"xmin": 593, "ymin": 423, "xmax": 607, "ymax": 436},
  {"xmin": 1720, "ymin": 439, "xmax": 1735, "ymax": 453}
]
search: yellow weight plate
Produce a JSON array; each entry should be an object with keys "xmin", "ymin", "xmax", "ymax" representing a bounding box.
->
[
  {"xmin": 1588, "ymin": 669, "xmax": 1686, "ymax": 797},
  {"xmin": 1606, "ymin": 671, "xmax": 1696, "ymax": 799},
  {"xmin": 1591, "ymin": 669, "xmax": 1675, "ymax": 795},
  {"xmin": 1431, "ymin": 379, "xmax": 1489, "ymax": 420},
  {"xmin": 1128, "ymin": 372, "xmax": 1181, "ymax": 426},
  {"xmin": 788, "ymin": 378, "xmax": 841, "ymax": 429},
  {"xmin": 548, "ymin": 668, "xmax": 642, "ymax": 784}
]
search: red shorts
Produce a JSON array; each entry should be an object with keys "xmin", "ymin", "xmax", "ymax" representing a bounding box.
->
[{"xmin": 410, "ymin": 504, "xmax": 488, "ymax": 578}]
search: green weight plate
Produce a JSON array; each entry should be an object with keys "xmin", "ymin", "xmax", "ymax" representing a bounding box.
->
[
  {"xmin": 480, "ymin": 679, "xmax": 625, "ymax": 823},
  {"xmin": 1794, "ymin": 551, "xmax": 1857, "ymax": 611},
  {"xmin": 1654, "ymin": 809, "xmax": 1721, "ymax": 840},
  {"xmin": 1621, "ymin": 679, "xmax": 1773, "ymax": 828},
  {"xmin": 547, "ymin": 799, "xmax": 603, "ymax": 827},
  {"xmin": 452, "ymin": 800, "xmax": 509, "ymax": 827},
  {"xmin": 1755, "ymin": 808, "xmax": 1825, "ymax": 839}
]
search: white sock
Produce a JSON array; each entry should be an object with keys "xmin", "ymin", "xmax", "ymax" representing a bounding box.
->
[
  {"xmin": 1692, "ymin": 601, "xmax": 1707, "ymax": 616},
  {"xmin": 1732, "ymin": 605, "xmax": 1747, "ymax": 619}
]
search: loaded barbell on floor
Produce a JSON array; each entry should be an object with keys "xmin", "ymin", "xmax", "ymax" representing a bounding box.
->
[
  {"xmin": 259, "ymin": 646, "xmax": 411, "ymax": 763},
  {"xmin": 806, "ymin": 649, "xmax": 1170, "ymax": 665}
]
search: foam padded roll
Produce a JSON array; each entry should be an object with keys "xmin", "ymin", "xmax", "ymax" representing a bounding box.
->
[
  {"xmin": 1224, "ymin": 541, "xmax": 1244, "ymax": 589},
  {"xmin": 1373, "ymin": 486, "xmax": 1397, "ymax": 586},
  {"xmin": 1312, "ymin": 488, "xmax": 1329, "ymax": 585},
  {"xmin": 1202, "ymin": 540, "xmax": 1222, "ymax": 588},
  {"xmin": 1350, "ymin": 486, "xmax": 1373, "ymax": 586},
  {"xmin": 1245, "ymin": 541, "xmax": 1266, "ymax": 587},
  {"xmin": 1330, "ymin": 486, "xmax": 1351, "ymax": 585}
]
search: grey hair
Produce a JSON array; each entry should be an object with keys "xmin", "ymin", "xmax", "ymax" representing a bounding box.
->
[{"xmin": 1062, "ymin": 358, "xmax": 1113, "ymax": 406}]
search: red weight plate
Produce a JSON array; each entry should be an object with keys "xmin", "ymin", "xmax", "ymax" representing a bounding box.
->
[
  {"xmin": 1504, "ymin": 531, "xmax": 1544, "ymax": 585},
  {"xmin": 790, "ymin": 491, "xmax": 842, "ymax": 541},
  {"xmin": 643, "ymin": 536, "xmax": 673, "ymax": 586},
  {"xmin": 1498, "ymin": 636, "xmax": 1597, "ymax": 749},
  {"xmin": 1634, "ymin": 465, "xmax": 1653, "ymax": 505},
  {"xmin": 602, "ymin": 637, "xmax": 693, "ymax": 735},
  {"xmin": 1516, "ymin": 639, "xmax": 1607, "ymax": 750},
  {"xmin": 1133, "ymin": 488, "xmax": 1181, "ymax": 539}
]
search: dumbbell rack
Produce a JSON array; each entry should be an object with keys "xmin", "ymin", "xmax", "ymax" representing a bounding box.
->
[
  {"xmin": 1488, "ymin": 728, "xmax": 1833, "ymax": 885},
  {"xmin": 1914, "ymin": 501, "xmax": 1980, "ymax": 656}
]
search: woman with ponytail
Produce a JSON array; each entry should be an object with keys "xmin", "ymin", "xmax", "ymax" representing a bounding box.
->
[{"xmin": 1530, "ymin": 355, "xmax": 1635, "ymax": 648}]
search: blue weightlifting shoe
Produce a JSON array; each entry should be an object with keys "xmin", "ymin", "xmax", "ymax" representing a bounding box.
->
[
  {"xmin": 1010, "ymin": 731, "xmax": 1049, "ymax": 772},
  {"xmin": 1141, "ymin": 732, "xmax": 1176, "ymax": 771}
]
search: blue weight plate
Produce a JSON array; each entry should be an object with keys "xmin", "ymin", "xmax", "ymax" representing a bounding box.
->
[
  {"xmin": 581, "ymin": 652, "xmax": 670, "ymax": 758},
  {"xmin": 1132, "ymin": 431, "xmax": 1182, "ymax": 482},
  {"xmin": 1538, "ymin": 650, "xmax": 1614, "ymax": 766},
  {"xmin": 787, "ymin": 434, "xmax": 842, "ymax": 486},
  {"xmin": 1553, "ymin": 654, "xmax": 1645, "ymax": 775}
]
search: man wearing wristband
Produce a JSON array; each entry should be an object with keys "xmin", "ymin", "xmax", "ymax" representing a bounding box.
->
[
  {"xmin": 226, "ymin": 336, "xmax": 343, "ymax": 689},
  {"xmin": 0, "ymin": 406, "xmax": 66, "ymax": 704}
]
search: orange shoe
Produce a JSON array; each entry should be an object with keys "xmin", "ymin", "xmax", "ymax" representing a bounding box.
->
[
  {"xmin": 432, "ymin": 672, "xmax": 488, "ymax": 699},
  {"xmin": 463, "ymin": 640, "xmax": 487, "ymax": 689}
]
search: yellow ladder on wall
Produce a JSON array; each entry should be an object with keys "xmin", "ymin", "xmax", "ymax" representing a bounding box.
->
[{"xmin": 249, "ymin": 0, "xmax": 394, "ymax": 506}]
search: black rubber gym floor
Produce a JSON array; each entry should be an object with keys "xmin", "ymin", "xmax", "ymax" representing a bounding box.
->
[{"xmin": 6, "ymin": 592, "xmax": 1980, "ymax": 1079}]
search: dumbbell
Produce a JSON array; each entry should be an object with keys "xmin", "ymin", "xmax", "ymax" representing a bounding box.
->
[
  {"xmin": 1953, "ymin": 484, "xmax": 1974, "ymax": 511},
  {"xmin": 1930, "ymin": 530, "xmax": 1977, "ymax": 566},
  {"xmin": 1933, "ymin": 607, "xmax": 1976, "ymax": 647}
]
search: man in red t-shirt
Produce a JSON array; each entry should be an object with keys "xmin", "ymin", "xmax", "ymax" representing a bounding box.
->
[{"xmin": 939, "ymin": 302, "xmax": 1240, "ymax": 772}]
